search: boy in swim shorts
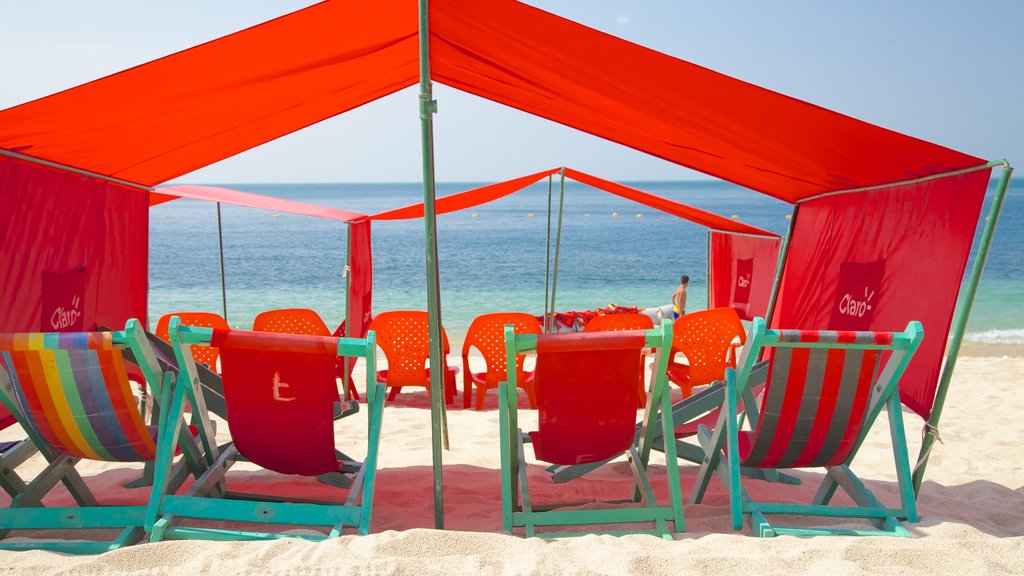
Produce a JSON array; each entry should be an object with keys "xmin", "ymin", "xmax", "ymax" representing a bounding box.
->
[{"xmin": 672, "ymin": 275, "xmax": 689, "ymax": 319}]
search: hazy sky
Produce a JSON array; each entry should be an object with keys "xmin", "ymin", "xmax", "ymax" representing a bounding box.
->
[{"xmin": 1, "ymin": 1, "xmax": 1020, "ymax": 184}]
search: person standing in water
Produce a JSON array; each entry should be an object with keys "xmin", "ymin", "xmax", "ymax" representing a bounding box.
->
[{"xmin": 672, "ymin": 275, "xmax": 689, "ymax": 319}]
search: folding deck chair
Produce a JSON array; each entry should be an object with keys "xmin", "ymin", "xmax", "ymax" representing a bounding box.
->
[
  {"xmin": 691, "ymin": 317, "xmax": 924, "ymax": 537},
  {"xmin": 462, "ymin": 312, "xmax": 542, "ymax": 410},
  {"xmin": 148, "ymin": 318, "xmax": 384, "ymax": 541},
  {"xmin": 0, "ymin": 320, "xmax": 217, "ymax": 553},
  {"xmin": 499, "ymin": 321, "xmax": 684, "ymax": 538}
]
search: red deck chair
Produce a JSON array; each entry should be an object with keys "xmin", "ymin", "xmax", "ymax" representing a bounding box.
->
[
  {"xmin": 500, "ymin": 323, "xmax": 684, "ymax": 538},
  {"xmin": 690, "ymin": 318, "xmax": 924, "ymax": 537},
  {"xmin": 368, "ymin": 311, "xmax": 458, "ymax": 403},
  {"xmin": 150, "ymin": 322, "xmax": 384, "ymax": 541},
  {"xmin": 462, "ymin": 312, "xmax": 542, "ymax": 410},
  {"xmin": 253, "ymin": 308, "xmax": 359, "ymax": 401},
  {"xmin": 584, "ymin": 312, "xmax": 654, "ymax": 406},
  {"xmin": 666, "ymin": 308, "xmax": 746, "ymax": 399},
  {"xmin": 155, "ymin": 312, "xmax": 227, "ymax": 374}
]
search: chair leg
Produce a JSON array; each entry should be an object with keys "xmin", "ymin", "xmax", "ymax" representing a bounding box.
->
[
  {"xmin": 475, "ymin": 384, "xmax": 487, "ymax": 411},
  {"xmin": 387, "ymin": 386, "xmax": 401, "ymax": 401}
]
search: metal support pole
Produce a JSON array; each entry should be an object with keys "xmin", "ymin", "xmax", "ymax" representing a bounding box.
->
[
  {"xmin": 216, "ymin": 202, "xmax": 228, "ymax": 323},
  {"xmin": 548, "ymin": 168, "xmax": 567, "ymax": 331},
  {"xmin": 417, "ymin": 0, "xmax": 447, "ymax": 529},
  {"xmin": 543, "ymin": 175, "xmax": 553, "ymax": 332},
  {"xmin": 913, "ymin": 161, "xmax": 1012, "ymax": 496},
  {"xmin": 762, "ymin": 205, "xmax": 798, "ymax": 328}
]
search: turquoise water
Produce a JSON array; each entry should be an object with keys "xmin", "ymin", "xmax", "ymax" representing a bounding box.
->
[{"xmin": 149, "ymin": 178, "xmax": 1023, "ymax": 344}]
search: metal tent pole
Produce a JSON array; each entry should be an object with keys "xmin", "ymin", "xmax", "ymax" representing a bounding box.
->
[
  {"xmin": 417, "ymin": 0, "xmax": 447, "ymax": 529},
  {"xmin": 912, "ymin": 161, "xmax": 1012, "ymax": 496},
  {"xmin": 216, "ymin": 202, "xmax": 228, "ymax": 323},
  {"xmin": 548, "ymin": 168, "xmax": 567, "ymax": 331},
  {"xmin": 762, "ymin": 205, "xmax": 797, "ymax": 328},
  {"xmin": 543, "ymin": 175, "xmax": 553, "ymax": 332}
]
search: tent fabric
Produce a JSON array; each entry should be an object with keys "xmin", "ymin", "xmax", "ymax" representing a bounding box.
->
[
  {"xmin": 564, "ymin": 168, "xmax": 777, "ymax": 236},
  {"xmin": 0, "ymin": 155, "xmax": 148, "ymax": 333},
  {"xmin": 429, "ymin": 0, "xmax": 985, "ymax": 203},
  {"xmin": 368, "ymin": 168, "xmax": 559, "ymax": 220},
  {"xmin": 154, "ymin": 185, "xmax": 367, "ymax": 222},
  {"xmin": 0, "ymin": 0, "xmax": 419, "ymax": 188},
  {"xmin": 708, "ymin": 231, "xmax": 782, "ymax": 321},
  {"xmin": 770, "ymin": 169, "xmax": 991, "ymax": 419}
]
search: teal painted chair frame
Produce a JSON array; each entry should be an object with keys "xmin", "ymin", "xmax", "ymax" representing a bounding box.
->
[
  {"xmin": 0, "ymin": 320, "xmax": 218, "ymax": 554},
  {"xmin": 691, "ymin": 317, "xmax": 924, "ymax": 537},
  {"xmin": 0, "ymin": 407, "xmax": 37, "ymax": 499},
  {"xmin": 499, "ymin": 320, "xmax": 685, "ymax": 539},
  {"xmin": 148, "ymin": 318, "xmax": 384, "ymax": 541}
]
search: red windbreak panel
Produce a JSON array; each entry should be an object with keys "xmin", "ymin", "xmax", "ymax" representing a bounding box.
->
[
  {"xmin": 0, "ymin": 0, "xmax": 418, "ymax": 187},
  {"xmin": 771, "ymin": 170, "xmax": 990, "ymax": 418},
  {"xmin": 430, "ymin": 0, "xmax": 984, "ymax": 202},
  {"xmin": 709, "ymin": 232, "xmax": 782, "ymax": 321},
  {"xmin": 0, "ymin": 156, "xmax": 147, "ymax": 332}
]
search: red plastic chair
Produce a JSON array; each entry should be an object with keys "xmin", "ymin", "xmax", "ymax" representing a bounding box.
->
[
  {"xmin": 253, "ymin": 308, "xmax": 359, "ymax": 401},
  {"xmin": 155, "ymin": 312, "xmax": 228, "ymax": 373},
  {"xmin": 666, "ymin": 308, "xmax": 746, "ymax": 399},
  {"xmin": 368, "ymin": 311, "xmax": 458, "ymax": 403},
  {"xmin": 584, "ymin": 312, "xmax": 654, "ymax": 406},
  {"xmin": 462, "ymin": 312, "xmax": 542, "ymax": 410}
]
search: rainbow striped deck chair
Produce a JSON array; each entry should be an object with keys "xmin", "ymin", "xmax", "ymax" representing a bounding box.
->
[
  {"xmin": 0, "ymin": 320, "xmax": 218, "ymax": 553},
  {"xmin": 499, "ymin": 320, "xmax": 684, "ymax": 539},
  {"xmin": 690, "ymin": 317, "xmax": 924, "ymax": 537},
  {"xmin": 148, "ymin": 316, "xmax": 384, "ymax": 541}
]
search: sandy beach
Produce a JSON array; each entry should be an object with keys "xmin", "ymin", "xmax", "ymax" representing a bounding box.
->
[{"xmin": 1, "ymin": 351, "xmax": 1022, "ymax": 575}]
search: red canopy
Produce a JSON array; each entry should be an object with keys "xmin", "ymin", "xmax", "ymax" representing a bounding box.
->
[
  {"xmin": 0, "ymin": 0, "xmax": 984, "ymax": 199},
  {"xmin": 154, "ymin": 185, "xmax": 366, "ymax": 222}
]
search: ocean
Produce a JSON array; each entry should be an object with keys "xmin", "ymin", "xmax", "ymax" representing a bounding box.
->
[{"xmin": 149, "ymin": 178, "xmax": 1023, "ymax": 345}]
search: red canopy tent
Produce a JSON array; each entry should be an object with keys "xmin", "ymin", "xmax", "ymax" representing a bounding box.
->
[{"xmin": 0, "ymin": 0, "xmax": 1010, "ymax": 515}]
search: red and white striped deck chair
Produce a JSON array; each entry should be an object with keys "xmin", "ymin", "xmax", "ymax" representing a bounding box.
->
[{"xmin": 691, "ymin": 317, "xmax": 924, "ymax": 537}]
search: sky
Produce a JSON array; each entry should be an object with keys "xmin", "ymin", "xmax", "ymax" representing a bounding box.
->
[{"xmin": 1, "ymin": 1, "xmax": 1021, "ymax": 184}]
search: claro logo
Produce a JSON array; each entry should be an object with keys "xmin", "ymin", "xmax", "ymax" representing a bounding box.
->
[
  {"xmin": 49, "ymin": 295, "xmax": 82, "ymax": 330},
  {"xmin": 737, "ymin": 273, "xmax": 751, "ymax": 288},
  {"xmin": 838, "ymin": 287, "xmax": 874, "ymax": 318}
]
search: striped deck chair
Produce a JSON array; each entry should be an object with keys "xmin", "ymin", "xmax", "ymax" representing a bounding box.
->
[
  {"xmin": 691, "ymin": 317, "xmax": 924, "ymax": 537},
  {"xmin": 0, "ymin": 320, "xmax": 218, "ymax": 553},
  {"xmin": 148, "ymin": 317, "xmax": 384, "ymax": 541},
  {"xmin": 499, "ymin": 321, "xmax": 684, "ymax": 539}
]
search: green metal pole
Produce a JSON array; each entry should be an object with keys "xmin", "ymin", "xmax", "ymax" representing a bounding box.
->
[
  {"xmin": 548, "ymin": 168, "xmax": 567, "ymax": 331},
  {"xmin": 543, "ymin": 175, "xmax": 553, "ymax": 332},
  {"xmin": 418, "ymin": 0, "xmax": 447, "ymax": 529},
  {"xmin": 913, "ymin": 162, "xmax": 1012, "ymax": 496},
  {"xmin": 216, "ymin": 202, "xmax": 228, "ymax": 323},
  {"xmin": 762, "ymin": 205, "xmax": 798, "ymax": 328}
]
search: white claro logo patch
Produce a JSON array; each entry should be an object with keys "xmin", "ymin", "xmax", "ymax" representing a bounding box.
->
[
  {"xmin": 838, "ymin": 287, "xmax": 874, "ymax": 318},
  {"xmin": 737, "ymin": 273, "xmax": 751, "ymax": 288},
  {"xmin": 49, "ymin": 295, "xmax": 81, "ymax": 330},
  {"xmin": 272, "ymin": 371, "xmax": 295, "ymax": 402}
]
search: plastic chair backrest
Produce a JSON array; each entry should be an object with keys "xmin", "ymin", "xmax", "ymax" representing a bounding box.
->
[
  {"xmin": 156, "ymin": 312, "xmax": 227, "ymax": 372},
  {"xmin": 584, "ymin": 312, "xmax": 654, "ymax": 332},
  {"xmin": 369, "ymin": 311, "xmax": 450, "ymax": 386},
  {"xmin": 672, "ymin": 308, "xmax": 746, "ymax": 388},
  {"xmin": 253, "ymin": 308, "xmax": 331, "ymax": 336},
  {"xmin": 530, "ymin": 330, "xmax": 646, "ymax": 465},
  {"xmin": 463, "ymin": 312, "xmax": 541, "ymax": 386},
  {"xmin": 0, "ymin": 331, "xmax": 156, "ymax": 462}
]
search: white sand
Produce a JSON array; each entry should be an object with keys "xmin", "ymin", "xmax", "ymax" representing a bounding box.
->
[{"xmin": 1, "ymin": 353, "xmax": 1023, "ymax": 575}]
